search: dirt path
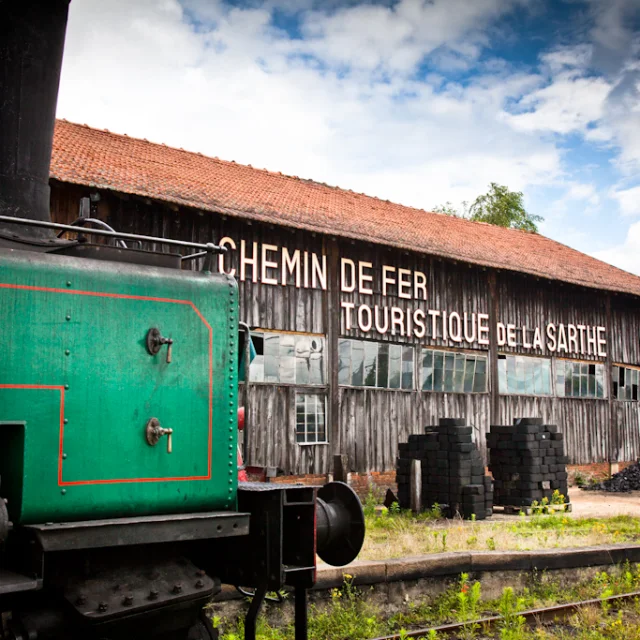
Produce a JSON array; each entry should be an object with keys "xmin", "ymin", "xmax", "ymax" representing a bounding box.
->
[{"xmin": 568, "ymin": 487, "xmax": 640, "ymax": 517}]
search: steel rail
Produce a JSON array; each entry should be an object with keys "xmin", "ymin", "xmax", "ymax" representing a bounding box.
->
[
  {"xmin": 0, "ymin": 214, "xmax": 226, "ymax": 253},
  {"xmin": 370, "ymin": 589, "xmax": 640, "ymax": 640}
]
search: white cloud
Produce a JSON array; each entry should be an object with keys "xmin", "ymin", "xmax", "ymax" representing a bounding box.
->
[
  {"xmin": 57, "ymin": 0, "xmax": 563, "ymax": 216},
  {"xmin": 610, "ymin": 185, "xmax": 640, "ymax": 217},
  {"xmin": 503, "ymin": 69, "xmax": 612, "ymax": 135},
  {"xmin": 299, "ymin": 0, "xmax": 522, "ymax": 75},
  {"xmin": 593, "ymin": 221, "xmax": 640, "ymax": 276}
]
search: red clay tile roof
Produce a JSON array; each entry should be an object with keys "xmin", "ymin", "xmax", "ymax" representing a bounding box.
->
[{"xmin": 51, "ymin": 119, "xmax": 640, "ymax": 298}]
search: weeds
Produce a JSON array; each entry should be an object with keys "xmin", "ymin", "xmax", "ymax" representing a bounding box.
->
[{"xmin": 219, "ymin": 564, "xmax": 640, "ymax": 639}]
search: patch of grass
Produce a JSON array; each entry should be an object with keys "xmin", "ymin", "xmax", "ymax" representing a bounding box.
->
[{"xmin": 359, "ymin": 510, "xmax": 640, "ymax": 561}]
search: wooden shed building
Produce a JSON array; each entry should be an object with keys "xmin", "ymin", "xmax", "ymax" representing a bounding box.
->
[{"xmin": 48, "ymin": 120, "xmax": 640, "ymax": 486}]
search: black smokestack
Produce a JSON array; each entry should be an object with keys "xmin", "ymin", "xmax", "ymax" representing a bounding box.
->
[{"xmin": 0, "ymin": 0, "xmax": 71, "ymax": 241}]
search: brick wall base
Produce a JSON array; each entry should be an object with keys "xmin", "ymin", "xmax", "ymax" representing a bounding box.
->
[
  {"xmin": 245, "ymin": 460, "xmax": 639, "ymax": 498},
  {"xmin": 568, "ymin": 460, "xmax": 637, "ymax": 485},
  {"xmin": 243, "ymin": 471, "xmax": 398, "ymax": 501}
]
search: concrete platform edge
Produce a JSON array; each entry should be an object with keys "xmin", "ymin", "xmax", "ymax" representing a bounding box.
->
[{"xmin": 314, "ymin": 543, "xmax": 640, "ymax": 590}]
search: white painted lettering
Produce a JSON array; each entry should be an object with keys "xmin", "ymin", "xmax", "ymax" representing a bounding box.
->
[
  {"xmin": 477, "ymin": 313, "xmax": 490, "ymax": 346},
  {"xmin": 577, "ymin": 325, "xmax": 586, "ymax": 355},
  {"xmin": 261, "ymin": 244, "xmax": 278, "ymax": 285},
  {"xmin": 341, "ymin": 301, "xmax": 355, "ymax": 330},
  {"xmin": 359, "ymin": 261, "xmax": 373, "ymax": 295},
  {"xmin": 413, "ymin": 309, "xmax": 426, "ymax": 338},
  {"xmin": 463, "ymin": 313, "xmax": 477, "ymax": 344},
  {"xmin": 217, "ymin": 236, "xmax": 236, "ymax": 276},
  {"xmin": 358, "ymin": 304, "xmax": 373, "ymax": 332},
  {"xmin": 382, "ymin": 266, "xmax": 396, "ymax": 296},
  {"xmin": 341, "ymin": 258, "xmax": 356, "ymax": 292},
  {"xmin": 374, "ymin": 305, "xmax": 389, "ymax": 334},
  {"xmin": 240, "ymin": 240, "xmax": 258, "ymax": 283},
  {"xmin": 312, "ymin": 253, "xmax": 327, "ymax": 290},
  {"xmin": 597, "ymin": 326, "xmax": 607, "ymax": 357},
  {"xmin": 546, "ymin": 324, "xmax": 557, "ymax": 352},
  {"xmin": 497, "ymin": 323, "xmax": 507, "ymax": 347},
  {"xmin": 414, "ymin": 271, "xmax": 428, "ymax": 301},
  {"xmin": 557, "ymin": 324, "xmax": 568, "ymax": 353},
  {"xmin": 449, "ymin": 311, "xmax": 462, "ymax": 343},
  {"xmin": 282, "ymin": 247, "xmax": 301, "ymax": 287},
  {"xmin": 391, "ymin": 307, "xmax": 405, "ymax": 336},
  {"xmin": 428, "ymin": 309, "xmax": 440, "ymax": 340},
  {"xmin": 507, "ymin": 323, "xmax": 517, "ymax": 347},
  {"xmin": 567, "ymin": 324, "xmax": 578, "ymax": 354},
  {"xmin": 398, "ymin": 268, "xmax": 412, "ymax": 299},
  {"xmin": 533, "ymin": 326, "xmax": 543, "ymax": 350},
  {"xmin": 586, "ymin": 326, "xmax": 597, "ymax": 355}
]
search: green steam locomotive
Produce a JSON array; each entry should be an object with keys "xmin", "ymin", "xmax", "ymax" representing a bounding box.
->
[{"xmin": 0, "ymin": 2, "xmax": 364, "ymax": 638}]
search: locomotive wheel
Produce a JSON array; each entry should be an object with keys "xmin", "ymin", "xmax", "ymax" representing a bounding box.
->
[{"xmin": 186, "ymin": 613, "xmax": 218, "ymax": 640}]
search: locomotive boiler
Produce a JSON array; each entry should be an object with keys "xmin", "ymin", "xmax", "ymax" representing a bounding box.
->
[{"xmin": 0, "ymin": 1, "xmax": 365, "ymax": 639}]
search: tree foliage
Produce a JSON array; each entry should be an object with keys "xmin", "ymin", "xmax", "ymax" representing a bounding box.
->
[
  {"xmin": 433, "ymin": 183, "xmax": 543, "ymax": 233},
  {"xmin": 468, "ymin": 183, "xmax": 542, "ymax": 232}
]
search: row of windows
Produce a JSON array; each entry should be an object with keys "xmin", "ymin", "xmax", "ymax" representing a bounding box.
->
[
  {"xmin": 249, "ymin": 332, "xmax": 638, "ymax": 400},
  {"xmin": 337, "ymin": 340, "xmax": 414, "ymax": 389}
]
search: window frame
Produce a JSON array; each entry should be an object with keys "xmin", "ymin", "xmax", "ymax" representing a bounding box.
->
[
  {"xmin": 337, "ymin": 338, "xmax": 416, "ymax": 391},
  {"xmin": 420, "ymin": 347, "xmax": 489, "ymax": 394},
  {"xmin": 556, "ymin": 357, "xmax": 607, "ymax": 400},
  {"xmin": 295, "ymin": 392, "xmax": 329, "ymax": 445},
  {"xmin": 247, "ymin": 329, "xmax": 327, "ymax": 387},
  {"xmin": 497, "ymin": 353, "xmax": 553, "ymax": 397},
  {"xmin": 612, "ymin": 363, "xmax": 640, "ymax": 402}
]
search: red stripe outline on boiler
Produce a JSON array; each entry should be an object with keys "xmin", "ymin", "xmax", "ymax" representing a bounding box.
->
[{"xmin": 0, "ymin": 283, "xmax": 214, "ymax": 485}]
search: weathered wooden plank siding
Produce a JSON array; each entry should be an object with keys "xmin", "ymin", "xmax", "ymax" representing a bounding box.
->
[
  {"xmin": 48, "ymin": 183, "xmax": 640, "ymax": 474},
  {"xmin": 613, "ymin": 401, "xmax": 640, "ymax": 463},
  {"xmin": 244, "ymin": 384, "xmax": 330, "ymax": 475},
  {"xmin": 498, "ymin": 396, "xmax": 609, "ymax": 464},
  {"xmin": 610, "ymin": 296, "xmax": 640, "ymax": 365},
  {"xmin": 339, "ymin": 389, "xmax": 490, "ymax": 472}
]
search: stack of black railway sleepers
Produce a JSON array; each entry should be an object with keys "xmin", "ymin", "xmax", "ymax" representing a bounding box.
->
[
  {"xmin": 395, "ymin": 418, "xmax": 493, "ymax": 519},
  {"xmin": 487, "ymin": 417, "xmax": 569, "ymax": 508}
]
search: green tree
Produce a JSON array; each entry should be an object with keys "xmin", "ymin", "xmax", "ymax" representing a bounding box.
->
[
  {"xmin": 432, "ymin": 202, "xmax": 460, "ymax": 216},
  {"xmin": 468, "ymin": 183, "xmax": 542, "ymax": 232}
]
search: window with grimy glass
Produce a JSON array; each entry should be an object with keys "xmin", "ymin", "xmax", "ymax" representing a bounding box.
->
[
  {"xmin": 250, "ymin": 331, "xmax": 325, "ymax": 385},
  {"xmin": 556, "ymin": 360, "xmax": 606, "ymax": 399},
  {"xmin": 498, "ymin": 354, "xmax": 552, "ymax": 396},
  {"xmin": 613, "ymin": 365, "xmax": 639, "ymax": 401},
  {"xmin": 421, "ymin": 349, "xmax": 488, "ymax": 393},
  {"xmin": 338, "ymin": 339, "xmax": 414, "ymax": 390},
  {"xmin": 296, "ymin": 393, "xmax": 327, "ymax": 444}
]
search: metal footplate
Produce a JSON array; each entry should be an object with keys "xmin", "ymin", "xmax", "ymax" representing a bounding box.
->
[{"xmin": 23, "ymin": 510, "xmax": 250, "ymax": 552}]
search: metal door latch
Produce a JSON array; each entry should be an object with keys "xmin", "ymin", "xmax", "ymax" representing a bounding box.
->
[
  {"xmin": 146, "ymin": 328, "xmax": 173, "ymax": 363},
  {"xmin": 145, "ymin": 418, "xmax": 173, "ymax": 453}
]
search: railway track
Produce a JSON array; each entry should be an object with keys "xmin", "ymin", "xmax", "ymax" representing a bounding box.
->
[{"xmin": 370, "ymin": 589, "xmax": 640, "ymax": 639}]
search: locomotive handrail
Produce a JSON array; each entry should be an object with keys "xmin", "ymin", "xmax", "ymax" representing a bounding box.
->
[
  {"xmin": 56, "ymin": 217, "xmax": 128, "ymax": 248},
  {"xmin": 0, "ymin": 214, "xmax": 227, "ymax": 254}
]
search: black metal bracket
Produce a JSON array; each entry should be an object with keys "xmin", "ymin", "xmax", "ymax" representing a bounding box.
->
[{"xmin": 244, "ymin": 583, "xmax": 267, "ymax": 640}]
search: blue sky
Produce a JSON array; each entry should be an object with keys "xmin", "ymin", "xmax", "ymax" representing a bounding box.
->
[{"xmin": 57, "ymin": 0, "xmax": 640, "ymax": 273}]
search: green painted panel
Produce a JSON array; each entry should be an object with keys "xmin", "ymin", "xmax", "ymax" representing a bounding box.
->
[{"xmin": 0, "ymin": 249, "xmax": 238, "ymax": 524}]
